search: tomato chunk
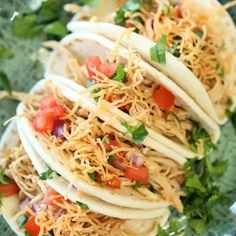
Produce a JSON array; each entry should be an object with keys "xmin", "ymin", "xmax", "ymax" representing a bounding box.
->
[
  {"xmin": 124, "ymin": 166, "xmax": 149, "ymax": 184},
  {"xmin": 0, "ymin": 180, "xmax": 20, "ymax": 197},
  {"xmin": 86, "ymin": 56, "xmax": 102, "ymax": 79},
  {"xmin": 39, "ymin": 95, "xmax": 57, "ymax": 110},
  {"xmin": 104, "ymin": 139, "xmax": 120, "ymax": 151},
  {"xmin": 32, "ymin": 113, "xmax": 54, "ymax": 132},
  {"xmin": 98, "ymin": 62, "xmax": 117, "ymax": 78},
  {"xmin": 153, "ymin": 86, "xmax": 175, "ymax": 112},
  {"xmin": 25, "ymin": 216, "xmax": 40, "ymax": 236},
  {"xmin": 106, "ymin": 176, "xmax": 121, "ymax": 188},
  {"xmin": 41, "ymin": 189, "xmax": 63, "ymax": 207},
  {"xmin": 107, "ymin": 93, "xmax": 126, "ymax": 110}
]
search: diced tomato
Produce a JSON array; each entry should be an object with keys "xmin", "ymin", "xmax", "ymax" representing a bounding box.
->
[
  {"xmin": 86, "ymin": 56, "xmax": 102, "ymax": 79},
  {"xmin": 124, "ymin": 166, "xmax": 149, "ymax": 184},
  {"xmin": 104, "ymin": 139, "xmax": 120, "ymax": 152},
  {"xmin": 39, "ymin": 95, "xmax": 57, "ymax": 110},
  {"xmin": 41, "ymin": 189, "xmax": 63, "ymax": 207},
  {"xmin": 106, "ymin": 176, "xmax": 121, "ymax": 188},
  {"xmin": 49, "ymin": 105, "xmax": 65, "ymax": 118},
  {"xmin": 25, "ymin": 216, "xmax": 40, "ymax": 236},
  {"xmin": 0, "ymin": 180, "xmax": 20, "ymax": 197},
  {"xmin": 32, "ymin": 113, "xmax": 54, "ymax": 132},
  {"xmin": 175, "ymin": 4, "xmax": 183, "ymax": 18},
  {"xmin": 107, "ymin": 93, "xmax": 126, "ymax": 110},
  {"xmin": 153, "ymin": 86, "xmax": 175, "ymax": 112},
  {"xmin": 98, "ymin": 62, "xmax": 117, "ymax": 78}
]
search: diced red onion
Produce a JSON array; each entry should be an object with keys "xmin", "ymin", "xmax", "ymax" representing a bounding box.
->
[
  {"xmin": 32, "ymin": 202, "xmax": 41, "ymax": 213},
  {"xmin": 131, "ymin": 152, "xmax": 144, "ymax": 167},
  {"xmin": 111, "ymin": 160, "xmax": 124, "ymax": 171},
  {"xmin": 19, "ymin": 197, "xmax": 30, "ymax": 210},
  {"xmin": 53, "ymin": 120, "xmax": 64, "ymax": 138}
]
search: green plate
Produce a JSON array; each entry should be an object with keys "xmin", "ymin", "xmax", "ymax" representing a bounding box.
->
[{"xmin": 0, "ymin": 1, "xmax": 236, "ymax": 235}]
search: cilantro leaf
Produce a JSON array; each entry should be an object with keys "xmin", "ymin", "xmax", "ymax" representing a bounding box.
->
[
  {"xmin": 88, "ymin": 171, "xmax": 97, "ymax": 181},
  {"xmin": 44, "ymin": 21, "xmax": 67, "ymax": 37},
  {"xmin": 18, "ymin": 215, "xmax": 28, "ymax": 229},
  {"xmin": 0, "ymin": 45, "xmax": 13, "ymax": 59},
  {"xmin": 188, "ymin": 219, "xmax": 207, "ymax": 235},
  {"xmin": 122, "ymin": 122, "xmax": 148, "ymax": 144},
  {"xmin": 150, "ymin": 34, "xmax": 167, "ymax": 65},
  {"xmin": 111, "ymin": 64, "xmax": 126, "ymax": 83},
  {"xmin": 91, "ymin": 87, "xmax": 101, "ymax": 102},
  {"xmin": 0, "ymin": 71, "xmax": 12, "ymax": 94},
  {"xmin": 134, "ymin": 181, "xmax": 143, "ymax": 189},
  {"xmin": 195, "ymin": 31, "xmax": 204, "ymax": 38},
  {"xmin": 107, "ymin": 156, "xmax": 116, "ymax": 163},
  {"xmin": 39, "ymin": 167, "xmax": 54, "ymax": 180},
  {"xmin": 79, "ymin": 0, "xmax": 100, "ymax": 7},
  {"xmin": 12, "ymin": 14, "xmax": 43, "ymax": 39},
  {"xmin": 0, "ymin": 168, "xmax": 9, "ymax": 184},
  {"xmin": 76, "ymin": 201, "xmax": 89, "ymax": 210}
]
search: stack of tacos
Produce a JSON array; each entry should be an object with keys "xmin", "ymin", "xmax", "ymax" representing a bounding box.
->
[{"xmin": 0, "ymin": 0, "xmax": 235, "ymax": 235}]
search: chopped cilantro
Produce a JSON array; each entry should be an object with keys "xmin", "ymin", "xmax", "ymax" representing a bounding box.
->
[
  {"xmin": 195, "ymin": 31, "xmax": 204, "ymax": 38},
  {"xmin": 225, "ymin": 109, "xmax": 233, "ymax": 119},
  {"xmin": 107, "ymin": 156, "xmax": 116, "ymax": 163},
  {"xmin": 122, "ymin": 122, "xmax": 148, "ymax": 144},
  {"xmin": 25, "ymin": 232, "xmax": 31, "ymax": 236},
  {"xmin": 111, "ymin": 64, "xmax": 126, "ymax": 83},
  {"xmin": 39, "ymin": 167, "xmax": 54, "ymax": 180},
  {"xmin": 0, "ymin": 168, "xmax": 8, "ymax": 184},
  {"xmin": 79, "ymin": 0, "xmax": 100, "ymax": 7},
  {"xmin": 218, "ymin": 66, "xmax": 225, "ymax": 77},
  {"xmin": 91, "ymin": 87, "xmax": 101, "ymax": 102},
  {"xmin": 44, "ymin": 21, "xmax": 67, "ymax": 37},
  {"xmin": 134, "ymin": 181, "xmax": 143, "ymax": 189},
  {"xmin": 18, "ymin": 215, "xmax": 28, "ymax": 229},
  {"xmin": 150, "ymin": 34, "xmax": 167, "ymax": 66},
  {"xmin": 0, "ymin": 71, "xmax": 12, "ymax": 95},
  {"xmin": 189, "ymin": 123, "xmax": 215, "ymax": 154},
  {"xmin": 162, "ymin": 4, "xmax": 172, "ymax": 15},
  {"xmin": 0, "ymin": 45, "xmax": 13, "ymax": 59},
  {"xmin": 76, "ymin": 201, "xmax": 89, "ymax": 210},
  {"xmin": 88, "ymin": 171, "xmax": 97, "ymax": 181},
  {"xmin": 182, "ymin": 157, "xmax": 229, "ymax": 234}
]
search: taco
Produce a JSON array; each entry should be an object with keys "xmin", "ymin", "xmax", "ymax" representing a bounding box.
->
[
  {"xmin": 44, "ymin": 32, "xmax": 220, "ymax": 157},
  {"xmin": 0, "ymin": 121, "xmax": 169, "ymax": 236},
  {"xmin": 67, "ymin": 0, "xmax": 236, "ymax": 125},
  {"xmin": 17, "ymin": 77, "xmax": 186, "ymax": 212}
]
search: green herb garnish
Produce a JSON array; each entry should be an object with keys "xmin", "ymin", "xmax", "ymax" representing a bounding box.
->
[
  {"xmin": 162, "ymin": 4, "xmax": 172, "ymax": 16},
  {"xmin": 190, "ymin": 123, "xmax": 215, "ymax": 154},
  {"xmin": 18, "ymin": 215, "xmax": 28, "ymax": 229},
  {"xmin": 76, "ymin": 201, "xmax": 89, "ymax": 210},
  {"xmin": 195, "ymin": 31, "xmax": 204, "ymax": 38},
  {"xmin": 0, "ymin": 192, "xmax": 3, "ymax": 209},
  {"xmin": 218, "ymin": 66, "xmax": 225, "ymax": 77},
  {"xmin": 122, "ymin": 122, "xmax": 148, "ymax": 144},
  {"xmin": 182, "ymin": 157, "xmax": 228, "ymax": 234},
  {"xmin": 0, "ymin": 45, "xmax": 13, "ymax": 59},
  {"xmin": 0, "ymin": 168, "xmax": 8, "ymax": 184},
  {"xmin": 92, "ymin": 87, "xmax": 101, "ymax": 102},
  {"xmin": 111, "ymin": 64, "xmax": 126, "ymax": 83},
  {"xmin": 44, "ymin": 21, "xmax": 67, "ymax": 37},
  {"xmin": 0, "ymin": 71, "xmax": 12, "ymax": 95},
  {"xmin": 88, "ymin": 171, "xmax": 97, "ymax": 181},
  {"xmin": 39, "ymin": 167, "xmax": 54, "ymax": 180},
  {"xmin": 134, "ymin": 181, "xmax": 143, "ymax": 189},
  {"xmin": 150, "ymin": 34, "xmax": 167, "ymax": 66},
  {"xmin": 24, "ymin": 232, "xmax": 31, "ymax": 236},
  {"xmin": 225, "ymin": 109, "xmax": 233, "ymax": 119}
]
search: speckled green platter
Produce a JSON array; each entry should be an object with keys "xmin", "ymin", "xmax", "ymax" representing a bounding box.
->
[{"xmin": 0, "ymin": 0, "xmax": 236, "ymax": 235}]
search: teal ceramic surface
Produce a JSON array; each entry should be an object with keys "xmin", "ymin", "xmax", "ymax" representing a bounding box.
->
[{"xmin": 0, "ymin": 0, "xmax": 236, "ymax": 235}]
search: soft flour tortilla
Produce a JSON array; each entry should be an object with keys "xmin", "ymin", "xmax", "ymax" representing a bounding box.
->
[
  {"xmin": 45, "ymin": 32, "xmax": 220, "ymax": 158},
  {"xmin": 67, "ymin": 0, "xmax": 236, "ymax": 124},
  {"xmin": 0, "ymin": 122, "xmax": 169, "ymax": 236}
]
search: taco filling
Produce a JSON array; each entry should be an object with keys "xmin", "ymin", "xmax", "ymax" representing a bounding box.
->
[
  {"xmin": 22, "ymin": 81, "xmax": 185, "ymax": 212},
  {"xmin": 0, "ymin": 136, "xmax": 161, "ymax": 236},
  {"xmin": 113, "ymin": 0, "xmax": 235, "ymax": 117}
]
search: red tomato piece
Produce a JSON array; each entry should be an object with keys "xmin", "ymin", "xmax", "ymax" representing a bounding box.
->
[
  {"xmin": 50, "ymin": 105, "xmax": 65, "ymax": 118},
  {"xmin": 32, "ymin": 113, "xmax": 54, "ymax": 132},
  {"xmin": 98, "ymin": 62, "xmax": 117, "ymax": 78},
  {"xmin": 104, "ymin": 139, "xmax": 120, "ymax": 152},
  {"xmin": 0, "ymin": 180, "xmax": 20, "ymax": 197},
  {"xmin": 153, "ymin": 86, "xmax": 175, "ymax": 112},
  {"xmin": 39, "ymin": 95, "xmax": 57, "ymax": 110},
  {"xmin": 107, "ymin": 93, "xmax": 126, "ymax": 110},
  {"xmin": 106, "ymin": 176, "xmax": 121, "ymax": 188},
  {"xmin": 25, "ymin": 216, "xmax": 40, "ymax": 236},
  {"xmin": 86, "ymin": 56, "xmax": 102, "ymax": 79},
  {"xmin": 175, "ymin": 4, "xmax": 183, "ymax": 18},
  {"xmin": 124, "ymin": 166, "xmax": 149, "ymax": 184},
  {"xmin": 41, "ymin": 189, "xmax": 63, "ymax": 207}
]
